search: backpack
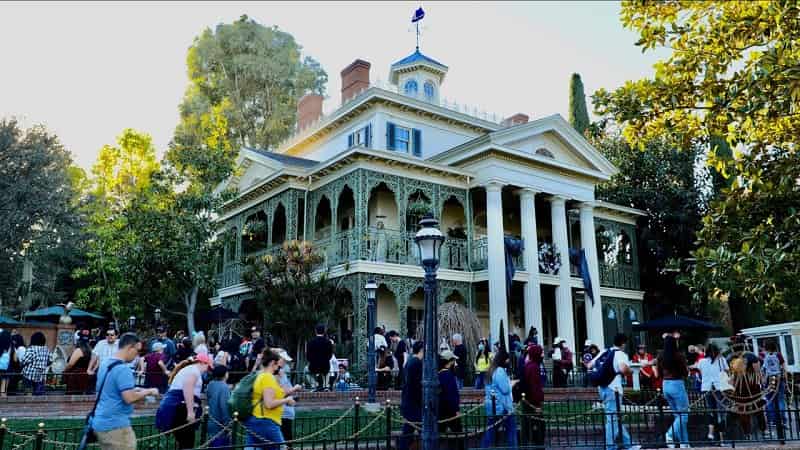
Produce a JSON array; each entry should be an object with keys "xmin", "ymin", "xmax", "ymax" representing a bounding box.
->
[
  {"xmin": 764, "ymin": 352, "xmax": 781, "ymax": 377},
  {"xmin": 589, "ymin": 349, "xmax": 618, "ymax": 387},
  {"xmin": 228, "ymin": 372, "xmax": 261, "ymax": 421}
]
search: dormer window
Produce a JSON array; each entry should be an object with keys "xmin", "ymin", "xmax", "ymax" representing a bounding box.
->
[
  {"xmin": 423, "ymin": 81, "xmax": 435, "ymax": 100},
  {"xmin": 404, "ymin": 79, "xmax": 418, "ymax": 97}
]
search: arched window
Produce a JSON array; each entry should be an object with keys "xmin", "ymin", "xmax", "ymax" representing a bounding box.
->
[
  {"xmin": 423, "ymin": 81, "xmax": 435, "ymax": 100},
  {"xmin": 404, "ymin": 79, "xmax": 418, "ymax": 97},
  {"xmin": 535, "ymin": 148, "xmax": 555, "ymax": 158},
  {"xmin": 617, "ymin": 230, "xmax": 633, "ymax": 265}
]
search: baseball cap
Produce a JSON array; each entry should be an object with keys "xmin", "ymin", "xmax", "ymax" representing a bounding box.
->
[
  {"xmin": 584, "ymin": 339, "xmax": 593, "ymax": 347},
  {"xmin": 152, "ymin": 342, "xmax": 165, "ymax": 351},
  {"xmin": 276, "ymin": 349, "xmax": 293, "ymax": 362},
  {"xmin": 439, "ymin": 349, "xmax": 459, "ymax": 361},
  {"xmin": 195, "ymin": 353, "xmax": 213, "ymax": 366},
  {"xmin": 553, "ymin": 337, "xmax": 565, "ymax": 345}
]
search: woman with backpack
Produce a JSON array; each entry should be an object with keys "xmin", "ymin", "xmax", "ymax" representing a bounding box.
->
[
  {"xmin": 155, "ymin": 353, "xmax": 213, "ymax": 449},
  {"xmin": 658, "ymin": 332, "xmax": 690, "ymax": 448},
  {"xmin": 479, "ymin": 350, "xmax": 518, "ymax": 448},
  {"xmin": 244, "ymin": 349, "xmax": 296, "ymax": 450}
]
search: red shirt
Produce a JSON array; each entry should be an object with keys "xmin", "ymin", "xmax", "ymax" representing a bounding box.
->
[{"xmin": 632, "ymin": 352, "xmax": 655, "ymax": 377}]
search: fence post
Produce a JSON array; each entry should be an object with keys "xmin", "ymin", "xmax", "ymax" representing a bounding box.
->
[
  {"xmin": 614, "ymin": 389, "xmax": 623, "ymax": 450},
  {"xmin": 491, "ymin": 390, "xmax": 498, "ymax": 446},
  {"xmin": 385, "ymin": 399, "xmax": 392, "ymax": 450},
  {"xmin": 231, "ymin": 411, "xmax": 240, "ymax": 447},
  {"xmin": 657, "ymin": 389, "xmax": 666, "ymax": 445},
  {"xmin": 0, "ymin": 418, "xmax": 6, "ymax": 450},
  {"xmin": 34, "ymin": 422, "xmax": 44, "ymax": 450},
  {"xmin": 354, "ymin": 397, "xmax": 361, "ymax": 450},
  {"xmin": 201, "ymin": 405, "xmax": 210, "ymax": 444},
  {"xmin": 776, "ymin": 377, "xmax": 786, "ymax": 444}
]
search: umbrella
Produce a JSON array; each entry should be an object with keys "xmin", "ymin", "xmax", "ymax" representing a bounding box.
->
[
  {"xmin": 633, "ymin": 314, "xmax": 721, "ymax": 332},
  {"xmin": 24, "ymin": 306, "xmax": 105, "ymax": 321},
  {"xmin": 0, "ymin": 315, "xmax": 21, "ymax": 325}
]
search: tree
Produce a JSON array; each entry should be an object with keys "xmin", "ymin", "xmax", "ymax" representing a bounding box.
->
[
  {"xmin": 569, "ymin": 73, "xmax": 590, "ymax": 135},
  {"xmin": 243, "ymin": 240, "xmax": 348, "ymax": 362},
  {"xmin": 167, "ymin": 15, "xmax": 328, "ymax": 187},
  {"xmin": 0, "ymin": 119, "xmax": 84, "ymax": 311},
  {"xmin": 593, "ymin": 1, "xmax": 800, "ymax": 327}
]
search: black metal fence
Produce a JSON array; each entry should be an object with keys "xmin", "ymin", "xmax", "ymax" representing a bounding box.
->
[{"xmin": 2, "ymin": 389, "xmax": 799, "ymax": 449}]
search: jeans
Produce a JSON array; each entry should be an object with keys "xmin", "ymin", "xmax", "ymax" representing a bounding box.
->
[
  {"xmin": 244, "ymin": 417, "xmax": 284, "ymax": 450},
  {"xmin": 456, "ymin": 377, "xmax": 464, "ymax": 389},
  {"xmin": 480, "ymin": 413, "xmax": 517, "ymax": 448},
  {"xmin": 24, "ymin": 379, "xmax": 44, "ymax": 396},
  {"xmin": 766, "ymin": 376, "xmax": 788, "ymax": 427},
  {"xmin": 599, "ymin": 386, "xmax": 632, "ymax": 450},
  {"xmin": 663, "ymin": 379, "xmax": 689, "ymax": 445},
  {"xmin": 474, "ymin": 372, "xmax": 485, "ymax": 389}
]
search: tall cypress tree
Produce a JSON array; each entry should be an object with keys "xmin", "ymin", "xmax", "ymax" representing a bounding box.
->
[{"xmin": 568, "ymin": 73, "xmax": 590, "ymax": 135}]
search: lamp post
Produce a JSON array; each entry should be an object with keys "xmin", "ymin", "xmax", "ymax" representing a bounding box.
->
[
  {"xmin": 365, "ymin": 278, "xmax": 378, "ymax": 405},
  {"xmin": 415, "ymin": 214, "xmax": 445, "ymax": 450},
  {"xmin": 128, "ymin": 315, "xmax": 136, "ymax": 331},
  {"xmin": 154, "ymin": 308, "xmax": 162, "ymax": 324}
]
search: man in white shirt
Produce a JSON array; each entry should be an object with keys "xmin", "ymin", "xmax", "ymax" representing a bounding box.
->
[
  {"xmin": 589, "ymin": 333, "xmax": 637, "ymax": 450},
  {"xmin": 88, "ymin": 328, "xmax": 120, "ymax": 376}
]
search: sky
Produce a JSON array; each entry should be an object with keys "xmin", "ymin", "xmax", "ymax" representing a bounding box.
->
[{"xmin": 0, "ymin": 1, "xmax": 667, "ymax": 170}]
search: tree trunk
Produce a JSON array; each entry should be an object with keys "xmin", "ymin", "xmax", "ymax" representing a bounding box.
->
[{"xmin": 184, "ymin": 284, "xmax": 198, "ymax": 336}]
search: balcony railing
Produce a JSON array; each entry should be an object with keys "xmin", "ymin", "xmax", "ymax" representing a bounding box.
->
[
  {"xmin": 219, "ymin": 262, "xmax": 243, "ymax": 289},
  {"xmin": 470, "ymin": 237, "xmax": 524, "ymax": 272},
  {"xmin": 599, "ymin": 262, "xmax": 640, "ymax": 290}
]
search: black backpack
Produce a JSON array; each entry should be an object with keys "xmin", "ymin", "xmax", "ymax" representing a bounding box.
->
[{"xmin": 588, "ymin": 349, "xmax": 618, "ymax": 387}]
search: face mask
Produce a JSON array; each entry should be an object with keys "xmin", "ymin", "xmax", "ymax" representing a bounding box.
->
[{"xmin": 478, "ymin": 344, "xmax": 485, "ymax": 351}]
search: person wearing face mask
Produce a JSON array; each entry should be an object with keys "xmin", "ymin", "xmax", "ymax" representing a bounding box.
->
[
  {"xmin": 438, "ymin": 350, "xmax": 463, "ymax": 450},
  {"xmin": 480, "ymin": 350, "xmax": 517, "ymax": 448},
  {"xmin": 474, "ymin": 339, "xmax": 492, "ymax": 389}
]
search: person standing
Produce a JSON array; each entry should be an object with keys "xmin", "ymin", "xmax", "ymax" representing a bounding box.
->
[
  {"xmin": 437, "ymin": 350, "xmax": 463, "ymax": 450},
  {"xmin": 306, "ymin": 324, "xmax": 333, "ymax": 391},
  {"xmin": 245, "ymin": 350, "xmax": 296, "ymax": 450},
  {"xmin": 88, "ymin": 328, "xmax": 119, "ymax": 378},
  {"xmin": 763, "ymin": 340, "xmax": 787, "ymax": 435},
  {"xmin": 581, "ymin": 341, "xmax": 600, "ymax": 387},
  {"xmin": 631, "ymin": 344, "xmax": 657, "ymax": 390},
  {"xmin": 148, "ymin": 326, "xmax": 176, "ymax": 369},
  {"xmin": 192, "ymin": 332, "xmax": 208, "ymax": 356},
  {"xmin": 206, "ymin": 365, "xmax": 232, "ymax": 447},
  {"xmin": 8, "ymin": 334, "xmax": 25, "ymax": 394},
  {"xmin": 276, "ymin": 349, "xmax": 302, "ymax": 447},
  {"xmin": 399, "ymin": 340, "xmax": 424, "ymax": 450},
  {"xmin": 480, "ymin": 350, "xmax": 518, "ymax": 448},
  {"xmin": 64, "ymin": 331, "xmax": 93, "ymax": 394},
  {"xmin": 589, "ymin": 333, "xmax": 635, "ymax": 450},
  {"xmin": 692, "ymin": 343, "xmax": 728, "ymax": 441},
  {"xmin": 388, "ymin": 331, "xmax": 407, "ymax": 389},
  {"xmin": 247, "ymin": 327, "xmax": 266, "ymax": 371},
  {"xmin": 0, "ymin": 330, "xmax": 13, "ymax": 396},
  {"xmin": 92, "ymin": 333, "xmax": 159, "ymax": 450},
  {"xmin": 522, "ymin": 344, "xmax": 546, "ymax": 446},
  {"xmin": 474, "ymin": 339, "xmax": 492, "ymax": 389},
  {"xmin": 155, "ymin": 353, "xmax": 213, "ymax": 449},
  {"xmin": 21, "ymin": 332, "xmax": 50, "ymax": 395},
  {"xmin": 144, "ymin": 342, "xmax": 170, "ymax": 393},
  {"xmin": 659, "ymin": 332, "xmax": 690, "ymax": 448},
  {"xmin": 451, "ymin": 333, "xmax": 467, "ymax": 389}
]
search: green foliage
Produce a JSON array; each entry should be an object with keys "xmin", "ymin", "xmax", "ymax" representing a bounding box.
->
[
  {"xmin": 594, "ymin": 1, "xmax": 800, "ymax": 327},
  {"xmin": 243, "ymin": 240, "xmax": 348, "ymax": 359},
  {"xmin": 568, "ymin": 73, "xmax": 590, "ymax": 135},
  {"xmin": 167, "ymin": 15, "xmax": 328, "ymax": 188},
  {"xmin": 0, "ymin": 119, "xmax": 85, "ymax": 311}
]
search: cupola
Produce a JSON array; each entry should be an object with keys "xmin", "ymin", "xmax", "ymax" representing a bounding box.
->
[{"xmin": 389, "ymin": 48, "xmax": 448, "ymax": 103}]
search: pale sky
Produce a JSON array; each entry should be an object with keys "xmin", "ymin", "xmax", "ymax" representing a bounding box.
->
[{"xmin": 0, "ymin": 1, "xmax": 665, "ymax": 170}]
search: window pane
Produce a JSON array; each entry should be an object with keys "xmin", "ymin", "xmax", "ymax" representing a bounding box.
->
[
  {"xmin": 395, "ymin": 127, "xmax": 410, "ymax": 151},
  {"xmin": 784, "ymin": 335, "xmax": 795, "ymax": 365}
]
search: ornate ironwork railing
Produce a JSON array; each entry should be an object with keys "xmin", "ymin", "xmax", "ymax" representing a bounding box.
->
[
  {"xmin": 599, "ymin": 262, "xmax": 640, "ymax": 290},
  {"xmin": 470, "ymin": 237, "xmax": 526, "ymax": 272},
  {"xmin": 220, "ymin": 262, "xmax": 243, "ymax": 288}
]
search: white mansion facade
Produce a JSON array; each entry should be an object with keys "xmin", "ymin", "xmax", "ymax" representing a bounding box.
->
[{"xmin": 213, "ymin": 49, "xmax": 645, "ymax": 365}]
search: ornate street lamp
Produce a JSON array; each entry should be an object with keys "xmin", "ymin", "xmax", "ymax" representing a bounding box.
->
[
  {"xmin": 128, "ymin": 315, "xmax": 136, "ymax": 331},
  {"xmin": 154, "ymin": 308, "xmax": 162, "ymax": 324},
  {"xmin": 365, "ymin": 278, "xmax": 378, "ymax": 404},
  {"xmin": 414, "ymin": 214, "xmax": 445, "ymax": 450}
]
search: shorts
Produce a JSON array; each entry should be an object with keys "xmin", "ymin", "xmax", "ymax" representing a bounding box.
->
[{"xmin": 95, "ymin": 426, "xmax": 136, "ymax": 450}]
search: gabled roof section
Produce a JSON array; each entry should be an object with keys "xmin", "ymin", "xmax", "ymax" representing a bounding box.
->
[
  {"xmin": 246, "ymin": 148, "xmax": 318, "ymax": 168},
  {"xmin": 391, "ymin": 49, "xmax": 448, "ymax": 70},
  {"xmin": 429, "ymin": 114, "xmax": 619, "ymax": 180}
]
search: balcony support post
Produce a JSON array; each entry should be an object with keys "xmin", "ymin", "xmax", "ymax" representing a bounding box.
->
[
  {"xmin": 519, "ymin": 188, "xmax": 543, "ymax": 339},
  {"xmin": 485, "ymin": 181, "xmax": 508, "ymax": 350},
  {"xmin": 580, "ymin": 203, "xmax": 605, "ymax": 347},
  {"xmin": 551, "ymin": 195, "xmax": 575, "ymax": 354}
]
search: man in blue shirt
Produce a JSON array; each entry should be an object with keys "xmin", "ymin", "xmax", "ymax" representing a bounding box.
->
[{"xmin": 92, "ymin": 333, "xmax": 159, "ymax": 450}]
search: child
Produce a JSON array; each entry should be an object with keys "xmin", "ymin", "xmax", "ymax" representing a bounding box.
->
[
  {"xmin": 206, "ymin": 365, "xmax": 232, "ymax": 447},
  {"xmin": 335, "ymin": 363, "xmax": 351, "ymax": 391}
]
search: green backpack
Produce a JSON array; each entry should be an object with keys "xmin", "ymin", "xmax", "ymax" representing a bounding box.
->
[{"xmin": 228, "ymin": 372, "xmax": 262, "ymax": 421}]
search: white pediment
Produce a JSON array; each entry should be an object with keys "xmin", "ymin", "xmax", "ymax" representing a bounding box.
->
[{"xmin": 215, "ymin": 148, "xmax": 284, "ymax": 194}]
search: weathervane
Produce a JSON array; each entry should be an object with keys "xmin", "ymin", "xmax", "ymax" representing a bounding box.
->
[{"xmin": 412, "ymin": 6, "xmax": 425, "ymax": 50}]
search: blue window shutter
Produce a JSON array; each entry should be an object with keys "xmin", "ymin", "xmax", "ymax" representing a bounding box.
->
[
  {"xmin": 348, "ymin": 133, "xmax": 354, "ymax": 148},
  {"xmin": 412, "ymin": 128, "xmax": 422, "ymax": 157},
  {"xmin": 386, "ymin": 122, "xmax": 396, "ymax": 150},
  {"xmin": 365, "ymin": 124, "xmax": 372, "ymax": 148}
]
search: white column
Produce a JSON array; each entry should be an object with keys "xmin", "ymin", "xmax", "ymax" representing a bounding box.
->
[
  {"xmin": 580, "ymin": 203, "xmax": 605, "ymax": 347},
  {"xmin": 486, "ymin": 181, "xmax": 508, "ymax": 350},
  {"xmin": 550, "ymin": 195, "xmax": 575, "ymax": 354},
  {"xmin": 519, "ymin": 188, "xmax": 543, "ymax": 338}
]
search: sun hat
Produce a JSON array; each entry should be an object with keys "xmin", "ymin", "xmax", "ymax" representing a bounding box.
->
[
  {"xmin": 439, "ymin": 349, "xmax": 459, "ymax": 361},
  {"xmin": 276, "ymin": 349, "xmax": 293, "ymax": 362},
  {"xmin": 553, "ymin": 337, "xmax": 565, "ymax": 345}
]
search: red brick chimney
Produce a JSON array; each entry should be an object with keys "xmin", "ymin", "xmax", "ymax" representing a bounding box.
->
[
  {"xmin": 501, "ymin": 113, "xmax": 529, "ymax": 127},
  {"xmin": 297, "ymin": 93, "xmax": 324, "ymax": 130},
  {"xmin": 340, "ymin": 59, "xmax": 371, "ymax": 104}
]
